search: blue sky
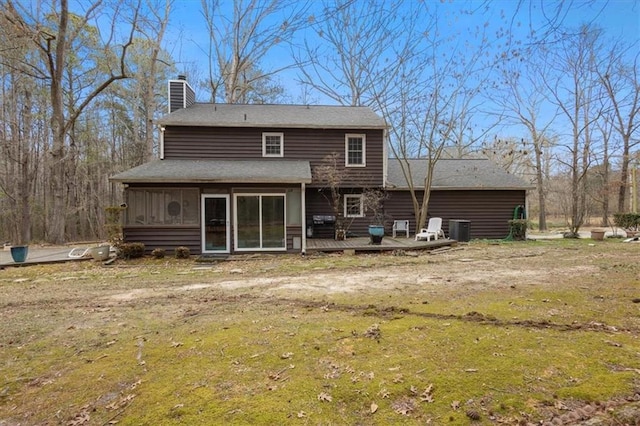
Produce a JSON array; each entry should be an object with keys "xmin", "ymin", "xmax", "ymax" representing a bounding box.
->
[{"xmin": 164, "ymin": 0, "xmax": 639, "ymax": 104}]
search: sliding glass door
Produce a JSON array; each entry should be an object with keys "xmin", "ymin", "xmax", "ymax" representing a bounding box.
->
[{"xmin": 235, "ymin": 194, "xmax": 285, "ymax": 251}]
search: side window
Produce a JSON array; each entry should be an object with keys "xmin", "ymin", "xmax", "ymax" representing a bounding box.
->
[
  {"xmin": 345, "ymin": 134, "xmax": 366, "ymax": 167},
  {"xmin": 344, "ymin": 194, "xmax": 364, "ymax": 218},
  {"xmin": 263, "ymin": 132, "xmax": 284, "ymax": 157}
]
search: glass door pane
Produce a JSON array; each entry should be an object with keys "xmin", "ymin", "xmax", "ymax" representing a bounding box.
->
[
  {"xmin": 236, "ymin": 196, "xmax": 260, "ymax": 249},
  {"xmin": 235, "ymin": 194, "xmax": 286, "ymax": 251},
  {"xmin": 202, "ymin": 195, "xmax": 229, "ymax": 253},
  {"xmin": 262, "ymin": 196, "xmax": 285, "ymax": 248}
]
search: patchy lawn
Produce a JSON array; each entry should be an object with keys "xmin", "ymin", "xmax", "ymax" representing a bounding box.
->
[{"xmin": 1, "ymin": 239, "xmax": 639, "ymax": 425}]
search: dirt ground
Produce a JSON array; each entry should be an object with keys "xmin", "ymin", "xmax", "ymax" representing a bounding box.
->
[
  {"xmin": 105, "ymin": 242, "xmax": 630, "ymax": 300},
  {"xmin": 2, "ymin": 239, "xmax": 640, "ymax": 425}
]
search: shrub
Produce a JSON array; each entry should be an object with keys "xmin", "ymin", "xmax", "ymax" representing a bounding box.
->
[
  {"xmin": 508, "ymin": 219, "xmax": 529, "ymax": 241},
  {"xmin": 151, "ymin": 248, "xmax": 166, "ymax": 259},
  {"xmin": 175, "ymin": 246, "xmax": 190, "ymax": 259},
  {"xmin": 105, "ymin": 206, "xmax": 125, "ymax": 248},
  {"xmin": 118, "ymin": 242, "xmax": 145, "ymax": 259},
  {"xmin": 613, "ymin": 213, "xmax": 640, "ymax": 230}
]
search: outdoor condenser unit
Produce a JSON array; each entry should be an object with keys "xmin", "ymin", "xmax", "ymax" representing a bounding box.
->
[{"xmin": 449, "ymin": 219, "xmax": 470, "ymax": 242}]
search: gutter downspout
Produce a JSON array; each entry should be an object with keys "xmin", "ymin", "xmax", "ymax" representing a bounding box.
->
[
  {"xmin": 301, "ymin": 182, "xmax": 306, "ymax": 255},
  {"xmin": 383, "ymin": 127, "xmax": 388, "ymax": 188},
  {"xmin": 160, "ymin": 126, "xmax": 165, "ymax": 160}
]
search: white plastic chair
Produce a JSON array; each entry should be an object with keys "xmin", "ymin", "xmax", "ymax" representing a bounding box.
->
[
  {"xmin": 392, "ymin": 220, "xmax": 410, "ymax": 238},
  {"xmin": 415, "ymin": 217, "xmax": 443, "ymax": 241}
]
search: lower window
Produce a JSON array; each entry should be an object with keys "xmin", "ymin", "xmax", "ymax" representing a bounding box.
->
[
  {"xmin": 344, "ymin": 194, "xmax": 364, "ymax": 218},
  {"xmin": 235, "ymin": 194, "xmax": 285, "ymax": 250}
]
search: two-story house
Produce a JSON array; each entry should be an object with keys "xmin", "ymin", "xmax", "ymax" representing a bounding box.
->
[
  {"xmin": 111, "ymin": 77, "xmax": 531, "ymax": 255},
  {"xmin": 110, "ymin": 77, "xmax": 387, "ymax": 255}
]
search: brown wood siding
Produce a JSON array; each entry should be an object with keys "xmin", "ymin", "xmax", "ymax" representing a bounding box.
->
[
  {"xmin": 163, "ymin": 127, "xmax": 384, "ymax": 187},
  {"xmin": 124, "ymin": 226, "xmax": 201, "ymax": 254},
  {"xmin": 122, "ymin": 183, "xmax": 304, "ymax": 254},
  {"xmin": 385, "ymin": 190, "xmax": 527, "ymax": 239},
  {"xmin": 305, "ymin": 189, "xmax": 374, "ymax": 238},
  {"xmin": 185, "ymin": 85, "xmax": 195, "ymax": 108},
  {"xmin": 169, "ymin": 81, "xmax": 184, "ymax": 113},
  {"xmin": 169, "ymin": 81, "xmax": 195, "ymax": 113}
]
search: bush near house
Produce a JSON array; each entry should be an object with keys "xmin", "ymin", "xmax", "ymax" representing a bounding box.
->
[
  {"xmin": 175, "ymin": 246, "xmax": 190, "ymax": 259},
  {"xmin": 613, "ymin": 212, "xmax": 640, "ymax": 231},
  {"xmin": 118, "ymin": 242, "xmax": 145, "ymax": 259},
  {"xmin": 508, "ymin": 219, "xmax": 529, "ymax": 240},
  {"xmin": 151, "ymin": 248, "xmax": 166, "ymax": 259}
]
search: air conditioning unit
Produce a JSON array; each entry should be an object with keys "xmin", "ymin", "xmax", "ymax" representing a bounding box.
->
[{"xmin": 449, "ymin": 220, "xmax": 470, "ymax": 242}]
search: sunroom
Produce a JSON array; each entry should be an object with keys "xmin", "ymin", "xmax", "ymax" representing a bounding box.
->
[{"xmin": 110, "ymin": 159, "xmax": 312, "ymax": 255}]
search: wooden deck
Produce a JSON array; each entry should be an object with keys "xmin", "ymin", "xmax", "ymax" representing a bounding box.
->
[{"xmin": 306, "ymin": 236, "xmax": 455, "ymax": 253}]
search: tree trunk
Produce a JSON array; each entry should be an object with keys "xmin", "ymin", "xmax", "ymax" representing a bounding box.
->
[
  {"xmin": 47, "ymin": 0, "xmax": 69, "ymax": 244},
  {"xmin": 618, "ymin": 144, "xmax": 630, "ymax": 212}
]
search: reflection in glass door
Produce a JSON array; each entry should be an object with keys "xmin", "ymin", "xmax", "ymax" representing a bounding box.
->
[
  {"xmin": 202, "ymin": 195, "xmax": 230, "ymax": 253},
  {"xmin": 234, "ymin": 194, "xmax": 285, "ymax": 251}
]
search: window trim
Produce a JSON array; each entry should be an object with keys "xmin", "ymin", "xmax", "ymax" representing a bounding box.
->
[
  {"xmin": 344, "ymin": 194, "xmax": 364, "ymax": 218},
  {"xmin": 262, "ymin": 132, "xmax": 284, "ymax": 157},
  {"xmin": 345, "ymin": 133, "xmax": 366, "ymax": 167}
]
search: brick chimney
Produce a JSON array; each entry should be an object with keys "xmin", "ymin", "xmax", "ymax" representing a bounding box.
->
[{"xmin": 167, "ymin": 75, "xmax": 195, "ymax": 113}]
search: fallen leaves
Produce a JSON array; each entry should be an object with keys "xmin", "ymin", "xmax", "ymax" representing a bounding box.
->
[
  {"xmin": 364, "ymin": 323, "xmax": 381, "ymax": 340},
  {"xmin": 67, "ymin": 409, "xmax": 90, "ymax": 426},
  {"xmin": 420, "ymin": 384, "xmax": 434, "ymax": 403},
  {"xmin": 268, "ymin": 364, "xmax": 295, "ymax": 381},
  {"xmin": 317, "ymin": 392, "xmax": 332, "ymax": 402},
  {"xmin": 105, "ymin": 394, "xmax": 136, "ymax": 411},
  {"xmin": 392, "ymin": 397, "xmax": 416, "ymax": 416}
]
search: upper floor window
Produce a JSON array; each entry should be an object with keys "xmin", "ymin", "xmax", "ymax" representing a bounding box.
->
[
  {"xmin": 345, "ymin": 134, "xmax": 366, "ymax": 167},
  {"xmin": 344, "ymin": 194, "xmax": 364, "ymax": 218},
  {"xmin": 263, "ymin": 132, "xmax": 284, "ymax": 157}
]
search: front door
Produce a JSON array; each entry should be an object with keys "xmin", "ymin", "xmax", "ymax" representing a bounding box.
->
[{"xmin": 202, "ymin": 195, "xmax": 230, "ymax": 254}]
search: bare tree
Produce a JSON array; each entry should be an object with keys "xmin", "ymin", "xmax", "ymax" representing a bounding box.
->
[
  {"xmin": 0, "ymin": 67, "xmax": 44, "ymax": 244},
  {"xmin": 597, "ymin": 48, "xmax": 640, "ymax": 213},
  {"xmin": 312, "ymin": 152, "xmax": 349, "ymax": 240},
  {"xmin": 480, "ymin": 137, "xmax": 533, "ymax": 177},
  {"xmin": 491, "ymin": 54, "xmax": 558, "ymax": 230},
  {"xmin": 135, "ymin": 0, "xmax": 172, "ymax": 162},
  {"xmin": 375, "ymin": 6, "xmax": 498, "ymax": 230},
  {"xmin": 542, "ymin": 25, "xmax": 606, "ymax": 235},
  {"xmin": 295, "ymin": 0, "xmax": 416, "ymax": 107},
  {"xmin": 200, "ymin": 0, "xmax": 309, "ymax": 103},
  {"xmin": 0, "ymin": 0, "xmax": 141, "ymax": 243}
]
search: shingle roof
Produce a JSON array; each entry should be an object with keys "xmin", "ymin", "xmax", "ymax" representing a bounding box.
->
[
  {"xmin": 110, "ymin": 159, "xmax": 312, "ymax": 184},
  {"xmin": 386, "ymin": 158, "xmax": 533, "ymax": 190},
  {"xmin": 158, "ymin": 103, "xmax": 387, "ymax": 129}
]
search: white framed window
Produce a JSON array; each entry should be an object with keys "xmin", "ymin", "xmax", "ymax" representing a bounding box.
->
[
  {"xmin": 263, "ymin": 132, "xmax": 284, "ymax": 157},
  {"xmin": 345, "ymin": 134, "xmax": 366, "ymax": 167},
  {"xmin": 344, "ymin": 194, "xmax": 364, "ymax": 218}
]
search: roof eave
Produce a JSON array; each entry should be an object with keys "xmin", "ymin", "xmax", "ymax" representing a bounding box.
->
[
  {"xmin": 386, "ymin": 186, "xmax": 533, "ymax": 191},
  {"xmin": 110, "ymin": 177, "xmax": 312, "ymax": 184},
  {"xmin": 158, "ymin": 122, "xmax": 388, "ymax": 130}
]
